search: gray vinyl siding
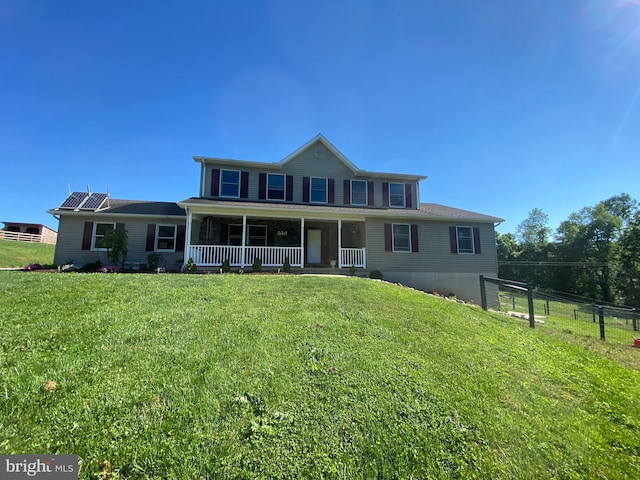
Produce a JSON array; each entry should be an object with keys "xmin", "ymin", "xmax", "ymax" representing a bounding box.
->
[
  {"xmin": 203, "ymin": 140, "xmax": 417, "ymax": 209},
  {"xmin": 53, "ymin": 215, "xmax": 186, "ymax": 270},
  {"xmin": 365, "ymin": 219, "xmax": 498, "ymax": 274}
]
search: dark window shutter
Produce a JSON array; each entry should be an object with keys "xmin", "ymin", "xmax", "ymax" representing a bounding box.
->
[
  {"xmin": 382, "ymin": 182, "xmax": 389, "ymax": 207},
  {"xmin": 384, "ymin": 223, "xmax": 392, "ymax": 252},
  {"xmin": 328, "ymin": 178, "xmax": 335, "ymax": 204},
  {"xmin": 473, "ymin": 227, "xmax": 481, "ymax": 254},
  {"xmin": 286, "ymin": 175, "xmax": 294, "ymax": 202},
  {"xmin": 405, "ymin": 184, "xmax": 412, "ymax": 208},
  {"xmin": 240, "ymin": 171, "xmax": 249, "ymax": 198},
  {"xmin": 176, "ymin": 225, "xmax": 186, "ymax": 252},
  {"xmin": 302, "ymin": 177, "xmax": 310, "ymax": 203},
  {"xmin": 449, "ymin": 226, "xmax": 458, "ymax": 254},
  {"xmin": 211, "ymin": 169, "xmax": 220, "ymax": 197},
  {"xmin": 146, "ymin": 224, "xmax": 156, "ymax": 252},
  {"xmin": 116, "ymin": 222, "xmax": 125, "ymax": 232},
  {"xmin": 368, "ymin": 181, "xmax": 375, "ymax": 206},
  {"xmin": 82, "ymin": 222, "xmax": 93, "ymax": 250},
  {"xmin": 344, "ymin": 180, "xmax": 350, "ymax": 205},
  {"xmin": 411, "ymin": 224, "xmax": 419, "ymax": 252},
  {"xmin": 258, "ymin": 173, "xmax": 267, "ymax": 200}
]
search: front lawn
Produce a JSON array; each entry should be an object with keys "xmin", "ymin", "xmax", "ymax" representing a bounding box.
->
[{"xmin": 1, "ymin": 273, "xmax": 639, "ymax": 478}]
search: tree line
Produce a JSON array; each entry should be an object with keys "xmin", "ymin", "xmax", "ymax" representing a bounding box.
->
[{"xmin": 497, "ymin": 193, "xmax": 640, "ymax": 307}]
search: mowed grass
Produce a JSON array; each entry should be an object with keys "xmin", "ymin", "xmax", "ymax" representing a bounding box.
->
[
  {"xmin": 1, "ymin": 273, "xmax": 639, "ymax": 479},
  {"xmin": 0, "ymin": 239, "xmax": 55, "ymax": 268}
]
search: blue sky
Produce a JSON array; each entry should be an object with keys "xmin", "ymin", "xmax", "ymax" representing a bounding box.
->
[{"xmin": 1, "ymin": 0, "xmax": 639, "ymax": 235}]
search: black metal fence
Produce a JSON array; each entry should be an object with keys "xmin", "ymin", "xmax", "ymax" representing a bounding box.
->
[{"xmin": 481, "ymin": 276, "xmax": 640, "ymax": 346}]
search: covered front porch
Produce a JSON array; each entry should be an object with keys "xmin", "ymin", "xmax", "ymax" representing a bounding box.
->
[{"xmin": 184, "ymin": 214, "xmax": 366, "ymax": 269}]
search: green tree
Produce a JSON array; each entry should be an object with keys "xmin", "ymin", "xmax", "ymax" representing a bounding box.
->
[{"xmin": 104, "ymin": 227, "xmax": 128, "ymax": 268}]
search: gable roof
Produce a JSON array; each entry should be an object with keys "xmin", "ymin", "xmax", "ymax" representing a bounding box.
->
[{"xmin": 193, "ymin": 134, "xmax": 427, "ymax": 182}]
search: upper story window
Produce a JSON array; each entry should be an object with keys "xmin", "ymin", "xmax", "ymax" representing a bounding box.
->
[
  {"xmin": 220, "ymin": 170, "xmax": 240, "ymax": 198},
  {"xmin": 310, "ymin": 177, "xmax": 328, "ymax": 203},
  {"xmin": 456, "ymin": 226, "xmax": 474, "ymax": 254},
  {"xmin": 267, "ymin": 174, "xmax": 286, "ymax": 201},
  {"xmin": 351, "ymin": 180, "xmax": 367, "ymax": 206},
  {"xmin": 156, "ymin": 225, "xmax": 177, "ymax": 251},
  {"xmin": 389, "ymin": 183, "xmax": 406, "ymax": 208},
  {"xmin": 93, "ymin": 222, "xmax": 115, "ymax": 250}
]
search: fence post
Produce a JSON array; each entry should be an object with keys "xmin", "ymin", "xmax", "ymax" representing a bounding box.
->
[
  {"xmin": 592, "ymin": 306, "xmax": 596, "ymax": 323},
  {"xmin": 479, "ymin": 275, "xmax": 487, "ymax": 311},
  {"xmin": 527, "ymin": 283, "xmax": 535, "ymax": 329},
  {"xmin": 545, "ymin": 298, "xmax": 550, "ymax": 316},
  {"xmin": 633, "ymin": 309, "xmax": 638, "ymax": 332},
  {"xmin": 598, "ymin": 306, "xmax": 605, "ymax": 341}
]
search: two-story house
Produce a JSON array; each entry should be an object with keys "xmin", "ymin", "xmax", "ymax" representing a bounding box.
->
[{"xmin": 49, "ymin": 134, "xmax": 503, "ymax": 303}]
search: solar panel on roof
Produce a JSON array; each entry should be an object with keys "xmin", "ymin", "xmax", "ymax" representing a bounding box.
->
[
  {"xmin": 59, "ymin": 192, "xmax": 89, "ymax": 210},
  {"xmin": 79, "ymin": 192, "xmax": 108, "ymax": 211}
]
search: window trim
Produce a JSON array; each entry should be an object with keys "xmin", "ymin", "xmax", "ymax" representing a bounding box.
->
[
  {"xmin": 392, "ymin": 223, "xmax": 412, "ymax": 253},
  {"xmin": 92, "ymin": 222, "xmax": 116, "ymax": 251},
  {"xmin": 350, "ymin": 180, "xmax": 368, "ymax": 206},
  {"xmin": 310, "ymin": 177, "xmax": 328, "ymax": 204},
  {"xmin": 267, "ymin": 173, "xmax": 286, "ymax": 201},
  {"xmin": 389, "ymin": 182, "xmax": 406, "ymax": 208},
  {"xmin": 456, "ymin": 226, "xmax": 475, "ymax": 254},
  {"xmin": 155, "ymin": 224, "xmax": 177, "ymax": 252},
  {"xmin": 219, "ymin": 169, "xmax": 241, "ymax": 199}
]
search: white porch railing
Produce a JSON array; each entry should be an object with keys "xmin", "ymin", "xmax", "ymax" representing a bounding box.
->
[
  {"xmin": 188, "ymin": 245, "xmax": 365, "ymax": 269},
  {"xmin": 188, "ymin": 245, "xmax": 303, "ymax": 268},
  {"xmin": 340, "ymin": 248, "xmax": 366, "ymax": 268}
]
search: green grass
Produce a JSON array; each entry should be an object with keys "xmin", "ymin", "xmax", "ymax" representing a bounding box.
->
[
  {"xmin": 0, "ymin": 239, "xmax": 55, "ymax": 268},
  {"xmin": 1, "ymin": 273, "xmax": 639, "ymax": 479}
]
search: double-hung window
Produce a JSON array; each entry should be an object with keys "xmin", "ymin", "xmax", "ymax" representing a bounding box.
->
[
  {"xmin": 93, "ymin": 222, "xmax": 115, "ymax": 250},
  {"xmin": 351, "ymin": 180, "xmax": 367, "ymax": 206},
  {"xmin": 310, "ymin": 177, "xmax": 328, "ymax": 203},
  {"xmin": 220, "ymin": 170, "xmax": 240, "ymax": 198},
  {"xmin": 392, "ymin": 224, "xmax": 411, "ymax": 253},
  {"xmin": 267, "ymin": 174, "xmax": 286, "ymax": 201},
  {"xmin": 156, "ymin": 225, "xmax": 177, "ymax": 251},
  {"xmin": 456, "ymin": 227, "xmax": 474, "ymax": 254},
  {"xmin": 389, "ymin": 183, "xmax": 406, "ymax": 208}
]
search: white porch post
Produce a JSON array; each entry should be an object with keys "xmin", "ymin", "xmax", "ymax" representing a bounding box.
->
[
  {"xmin": 184, "ymin": 209, "xmax": 193, "ymax": 267},
  {"xmin": 241, "ymin": 215, "xmax": 247, "ymax": 268},
  {"xmin": 300, "ymin": 217, "xmax": 305, "ymax": 269},
  {"xmin": 338, "ymin": 219, "xmax": 342, "ymax": 268}
]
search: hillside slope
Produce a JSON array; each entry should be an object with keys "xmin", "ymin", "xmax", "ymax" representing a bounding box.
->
[
  {"xmin": 1, "ymin": 273, "xmax": 638, "ymax": 478},
  {"xmin": 0, "ymin": 239, "xmax": 55, "ymax": 267}
]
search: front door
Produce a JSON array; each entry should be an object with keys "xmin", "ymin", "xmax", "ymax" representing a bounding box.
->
[{"xmin": 307, "ymin": 229, "xmax": 322, "ymax": 264}]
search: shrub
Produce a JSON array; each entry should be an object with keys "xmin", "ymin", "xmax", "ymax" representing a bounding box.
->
[
  {"xmin": 97, "ymin": 266, "xmax": 122, "ymax": 273},
  {"xmin": 369, "ymin": 269, "xmax": 383, "ymax": 280},
  {"xmin": 147, "ymin": 252, "xmax": 162, "ymax": 272},
  {"xmin": 221, "ymin": 259, "xmax": 231, "ymax": 273},
  {"xmin": 24, "ymin": 263, "xmax": 44, "ymax": 271},
  {"xmin": 78, "ymin": 260, "xmax": 102, "ymax": 273},
  {"xmin": 252, "ymin": 258, "xmax": 262, "ymax": 273},
  {"xmin": 103, "ymin": 228, "xmax": 128, "ymax": 267},
  {"xmin": 283, "ymin": 256, "xmax": 291, "ymax": 273},
  {"xmin": 349, "ymin": 265, "xmax": 356, "ymax": 277},
  {"xmin": 183, "ymin": 258, "xmax": 197, "ymax": 274}
]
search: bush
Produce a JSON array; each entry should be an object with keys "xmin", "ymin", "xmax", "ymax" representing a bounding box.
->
[
  {"xmin": 97, "ymin": 266, "xmax": 122, "ymax": 273},
  {"xmin": 147, "ymin": 252, "xmax": 162, "ymax": 272},
  {"xmin": 221, "ymin": 259, "xmax": 231, "ymax": 273},
  {"xmin": 24, "ymin": 263, "xmax": 44, "ymax": 271},
  {"xmin": 252, "ymin": 258, "xmax": 262, "ymax": 273},
  {"xmin": 78, "ymin": 260, "xmax": 102, "ymax": 273},
  {"xmin": 183, "ymin": 258, "xmax": 197, "ymax": 274},
  {"xmin": 369, "ymin": 269, "xmax": 383, "ymax": 280},
  {"xmin": 283, "ymin": 256, "xmax": 291, "ymax": 273}
]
